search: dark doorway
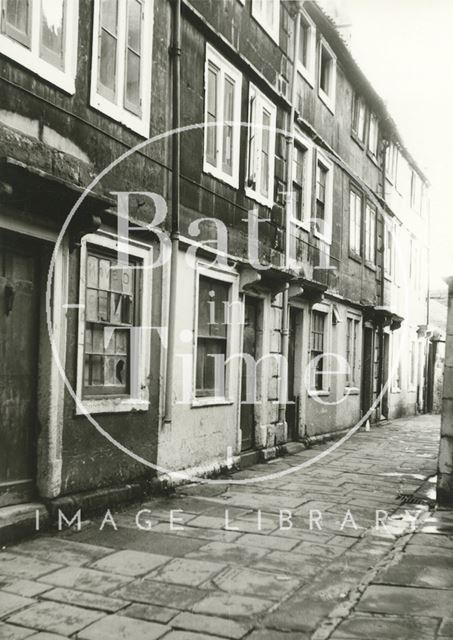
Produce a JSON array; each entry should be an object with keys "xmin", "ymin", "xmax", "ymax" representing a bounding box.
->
[
  {"xmin": 287, "ymin": 306, "xmax": 303, "ymax": 441},
  {"xmin": 0, "ymin": 232, "xmax": 40, "ymax": 507},
  {"xmin": 240, "ymin": 296, "xmax": 260, "ymax": 451},
  {"xmin": 361, "ymin": 325, "xmax": 374, "ymax": 421}
]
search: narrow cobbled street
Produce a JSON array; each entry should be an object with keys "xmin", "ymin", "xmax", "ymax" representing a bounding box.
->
[{"xmin": 1, "ymin": 415, "xmax": 452, "ymax": 640}]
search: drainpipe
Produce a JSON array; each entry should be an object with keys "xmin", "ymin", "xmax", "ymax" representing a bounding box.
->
[
  {"xmin": 164, "ymin": 0, "xmax": 181, "ymax": 423},
  {"xmin": 377, "ymin": 138, "xmax": 389, "ymax": 419},
  {"xmin": 279, "ymin": 9, "xmax": 301, "ymax": 425}
]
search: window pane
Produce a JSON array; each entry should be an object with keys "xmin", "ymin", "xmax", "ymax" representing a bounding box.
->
[
  {"xmin": 126, "ymin": 49, "xmax": 140, "ymax": 108},
  {"xmin": 3, "ymin": 0, "xmax": 31, "ymax": 46},
  {"xmin": 206, "ymin": 65, "xmax": 218, "ymax": 165},
  {"xmin": 98, "ymin": 0, "xmax": 118, "ymax": 98},
  {"xmin": 320, "ymin": 48, "xmax": 330, "ymax": 94},
  {"xmin": 260, "ymin": 109, "xmax": 271, "ymax": 197},
  {"xmin": 99, "ymin": 30, "xmax": 117, "ymax": 95},
  {"xmin": 127, "ymin": 0, "xmax": 141, "ymax": 51},
  {"xmin": 196, "ymin": 338, "xmax": 226, "ymax": 396},
  {"xmin": 222, "ymin": 76, "xmax": 234, "ymax": 175},
  {"xmin": 198, "ymin": 276, "xmax": 229, "ymax": 338},
  {"xmin": 299, "ymin": 23, "xmax": 308, "ymax": 66},
  {"xmin": 40, "ymin": 0, "xmax": 65, "ymax": 68},
  {"xmin": 101, "ymin": 0, "xmax": 118, "ymax": 33}
]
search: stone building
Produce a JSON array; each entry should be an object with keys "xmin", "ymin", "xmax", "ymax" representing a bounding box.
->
[{"xmin": 0, "ymin": 0, "xmax": 430, "ymax": 513}]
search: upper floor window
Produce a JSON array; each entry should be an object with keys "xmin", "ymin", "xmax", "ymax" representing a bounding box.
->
[
  {"xmin": 364, "ymin": 202, "xmax": 376, "ymax": 264},
  {"xmin": 90, "ymin": 0, "xmax": 153, "ymax": 136},
  {"xmin": 318, "ymin": 38, "xmax": 336, "ymax": 113},
  {"xmin": 251, "ymin": 0, "xmax": 279, "ymax": 44},
  {"xmin": 314, "ymin": 152, "xmax": 333, "ymax": 243},
  {"xmin": 411, "ymin": 171, "xmax": 423, "ymax": 214},
  {"xmin": 349, "ymin": 188, "xmax": 362, "ymax": 256},
  {"xmin": 291, "ymin": 134, "xmax": 313, "ymax": 227},
  {"xmin": 203, "ymin": 45, "xmax": 242, "ymax": 188},
  {"xmin": 297, "ymin": 10, "xmax": 316, "ymax": 85},
  {"xmin": 0, "ymin": 0, "xmax": 78, "ymax": 93},
  {"xmin": 246, "ymin": 84, "xmax": 276, "ymax": 208},
  {"xmin": 384, "ymin": 221, "xmax": 393, "ymax": 278},
  {"xmin": 352, "ymin": 95, "xmax": 366, "ymax": 144},
  {"xmin": 385, "ymin": 142, "xmax": 398, "ymax": 183},
  {"xmin": 368, "ymin": 113, "xmax": 379, "ymax": 157}
]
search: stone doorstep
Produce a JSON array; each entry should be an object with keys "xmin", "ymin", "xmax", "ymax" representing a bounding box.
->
[{"xmin": 0, "ymin": 503, "xmax": 48, "ymax": 547}]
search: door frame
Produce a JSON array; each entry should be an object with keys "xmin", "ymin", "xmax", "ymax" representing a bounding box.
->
[
  {"xmin": 0, "ymin": 215, "xmax": 68, "ymax": 500},
  {"xmin": 237, "ymin": 291, "xmax": 267, "ymax": 452}
]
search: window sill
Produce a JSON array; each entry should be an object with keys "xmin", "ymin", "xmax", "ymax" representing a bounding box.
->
[
  {"xmin": 203, "ymin": 162, "xmax": 239, "ymax": 189},
  {"xmin": 391, "ymin": 387, "xmax": 401, "ymax": 394},
  {"xmin": 365, "ymin": 261, "xmax": 377, "ymax": 272},
  {"xmin": 90, "ymin": 92, "xmax": 150, "ymax": 137},
  {"xmin": 0, "ymin": 35, "xmax": 76, "ymax": 94},
  {"xmin": 245, "ymin": 186, "xmax": 273, "ymax": 209},
  {"xmin": 344, "ymin": 387, "xmax": 360, "ymax": 396},
  {"xmin": 192, "ymin": 397, "xmax": 234, "ymax": 408},
  {"xmin": 313, "ymin": 229, "xmax": 332, "ymax": 245},
  {"xmin": 297, "ymin": 63, "xmax": 314, "ymax": 89},
  {"xmin": 349, "ymin": 251, "xmax": 362, "ymax": 264},
  {"xmin": 308, "ymin": 389, "xmax": 330, "ymax": 398},
  {"xmin": 290, "ymin": 217, "xmax": 310, "ymax": 232},
  {"xmin": 351, "ymin": 132, "xmax": 366, "ymax": 150},
  {"xmin": 76, "ymin": 397, "xmax": 150, "ymax": 415},
  {"xmin": 366, "ymin": 150, "xmax": 380, "ymax": 168},
  {"xmin": 318, "ymin": 89, "xmax": 335, "ymax": 115}
]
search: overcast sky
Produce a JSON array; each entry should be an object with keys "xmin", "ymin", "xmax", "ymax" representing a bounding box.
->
[{"xmin": 327, "ymin": 0, "xmax": 453, "ymax": 288}]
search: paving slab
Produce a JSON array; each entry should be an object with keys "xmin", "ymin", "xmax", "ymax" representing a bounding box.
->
[
  {"xmin": 40, "ymin": 586, "xmax": 126, "ymax": 613},
  {"xmin": 0, "ymin": 553, "xmax": 61, "ymax": 580},
  {"xmin": 213, "ymin": 565, "xmax": 301, "ymax": 600},
  {"xmin": 1, "ymin": 579, "xmax": 51, "ymax": 598},
  {"xmin": 10, "ymin": 538, "xmax": 113, "ymax": 567},
  {"xmin": 186, "ymin": 541, "xmax": 269, "ymax": 566},
  {"xmin": 90, "ymin": 550, "xmax": 170, "ymax": 576},
  {"xmin": 147, "ymin": 557, "xmax": 225, "ymax": 587},
  {"xmin": 37, "ymin": 566, "xmax": 131, "ymax": 595},
  {"xmin": 170, "ymin": 611, "xmax": 251, "ymax": 639},
  {"xmin": 0, "ymin": 623, "xmax": 34, "ymax": 639},
  {"xmin": 374, "ymin": 552, "xmax": 453, "ymax": 588},
  {"xmin": 123, "ymin": 603, "xmax": 178, "ymax": 624},
  {"xmin": 440, "ymin": 618, "xmax": 453, "ymax": 636},
  {"xmin": 192, "ymin": 592, "xmax": 274, "ymax": 617},
  {"xmin": 0, "ymin": 592, "xmax": 34, "ymax": 617},
  {"xmin": 330, "ymin": 612, "xmax": 439, "ymax": 639},
  {"xmin": 112, "ymin": 579, "xmax": 207, "ymax": 609},
  {"xmin": 77, "ymin": 614, "xmax": 168, "ymax": 640},
  {"xmin": 6, "ymin": 601, "xmax": 103, "ymax": 635},
  {"xmin": 357, "ymin": 585, "xmax": 453, "ymax": 617}
]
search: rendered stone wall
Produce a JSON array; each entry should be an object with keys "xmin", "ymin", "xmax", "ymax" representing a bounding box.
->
[{"xmin": 438, "ymin": 276, "xmax": 453, "ymax": 506}]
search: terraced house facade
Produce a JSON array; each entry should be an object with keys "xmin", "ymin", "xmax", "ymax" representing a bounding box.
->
[{"xmin": 0, "ymin": 0, "xmax": 430, "ymax": 511}]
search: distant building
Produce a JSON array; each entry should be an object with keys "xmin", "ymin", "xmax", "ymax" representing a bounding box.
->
[{"xmin": 0, "ymin": 0, "xmax": 431, "ymax": 511}]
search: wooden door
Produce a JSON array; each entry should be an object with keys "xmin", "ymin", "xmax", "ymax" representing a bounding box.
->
[
  {"xmin": 0, "ymin": 233, "xmax": 40, "ymax": 506},
  {"xmin": 361, "ymin": 326, "xmax": 374, "ymax": 420},
  {"xmin": 240, "ymin": 297, "xmax": 259, "ymax": 451},
  {"xmin": 287, "ymin": 307, "xmax": 302, "ymax": 441}
]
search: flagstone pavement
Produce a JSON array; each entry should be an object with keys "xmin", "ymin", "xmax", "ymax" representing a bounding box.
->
[{"xmin": 1, "ymin": 414, "xmax": 453, "ymax": 640}]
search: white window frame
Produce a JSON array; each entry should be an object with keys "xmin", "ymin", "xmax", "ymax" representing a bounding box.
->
[
  {"xmin": 0, "ymin": 0, "xmax": 78, "ymax": 94},
  {"xmin": 408, "ymin": 338, "xmax": 417, "ymax": 392},
  {"xmin": 384, "ymin": 219, "xmax": 393, "ymax": 279},
  {"xmin": 345, "ymin": 313, "xmax": 361, "ymax": 390},
  {"xmin": 364, "ymin": 201, "xmax": 376, "ymax": 265},
  {"xmin": 251, "ymin": 0, "xmax": 280, "ymax": 44},
  {"xmin": 318, "ymin": 37, "xmax": 336, "ymax": 114},
  {"xmin": 391, "ymin": 330, "xmax": 401, "ymax": 393},
  {"xmin": 368, "ymin": 112, "xmax": 379, "ymax": 157},
  {"xmin": 203, "ymin": 44, "xmax": 242, "ymax": 189},
  {"xmin": 308, "ymin": 302, "xmax": 331, "ymax": 396},
  {"xmin": 291, "ymin": 130, "xmax": 313, "ymax": 230},
  {"xmin": 385, "ymin": 142, "xmax": 398, "ymax": 183},
  {"xmin": 349, "ymin": 187, "xmax": 362, "ymax": 257},
  {"xmin": 75, "ymin": 231, "xmax": 153, "ymax": 415},
  {"xmin": 245, "ymin": 83, "xmax": 277, "ymax": 208},
  {"xmin": 90, "ymin": 0, "xmax": 153, "ymax": 137},
  {"xmin": 313, "ymin": 150, "xmax": 333, "ymax": 245},
  {"xmin": 296, "ymin": 9, "xmax": 316, "ymax": 86},
  {"xmin": 352, "ymin": 94, "xmax": 366, "ymax": 144},
  {"xmin": 193, "ymin": 263, "xmax": 239, "ymax": 407}
]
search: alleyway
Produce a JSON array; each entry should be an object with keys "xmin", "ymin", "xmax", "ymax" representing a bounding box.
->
[{"xmin": 1, "ymin": 415, "xmax": 452, "ymax": 640}]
